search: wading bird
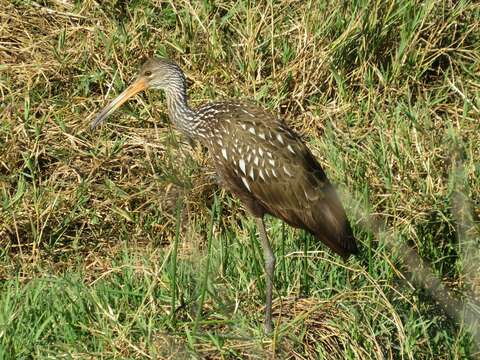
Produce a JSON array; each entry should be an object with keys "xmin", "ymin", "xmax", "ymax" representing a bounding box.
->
[{"xmin": 91, "ymin": 57, "xmax": 358, "ymax": 333}]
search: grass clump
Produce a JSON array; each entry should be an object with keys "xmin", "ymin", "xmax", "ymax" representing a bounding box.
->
[{"xmin": 1, "ymin": 0, "xmax": 479, "ymax": 358}]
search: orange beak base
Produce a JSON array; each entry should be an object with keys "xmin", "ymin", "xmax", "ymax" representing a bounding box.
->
[{"xmin": 91, "ymin": 77, "xmax": 148, "ymax": 129}]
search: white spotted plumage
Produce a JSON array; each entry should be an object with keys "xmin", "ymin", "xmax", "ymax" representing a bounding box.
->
[
  {"xmin": 239, "ymin": 159, "xmax": 246, "ymax": 175},
  {"xmin": 276, "ymin": 133, "xmax": 284, "ymax": 144},
  {"xmin": 241, "ymin": 176, "xmax": 251, "ymax": 191},
  {"xmin": 249, "ymin": 167, "xmax": 255, "ymax": 180},
  {"xmin": 259, "ymin": 169, "xmax": 265, "ymax": 181},
  {"xmin": 283, "ymin": 165, "xmax": 293, "ymax": 177}
]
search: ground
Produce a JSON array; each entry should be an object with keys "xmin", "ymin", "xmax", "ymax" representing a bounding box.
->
[{"xmin": 1, "ymin": 0, "xmax": 479, "ymax": 359}]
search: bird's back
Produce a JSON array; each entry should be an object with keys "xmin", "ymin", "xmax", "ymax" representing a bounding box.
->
[{"xmin": 195, "ymin": 101, "xmax": 358, "ymax": 258}]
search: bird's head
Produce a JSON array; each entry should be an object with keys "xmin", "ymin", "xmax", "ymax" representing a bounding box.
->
[
  {"xmin": 139, "ymin": 57, "xmax": 186, "ymax": 91},
  {"xmin": 91, "ymin": 57, "xmax": 185, "ymax": 129}
]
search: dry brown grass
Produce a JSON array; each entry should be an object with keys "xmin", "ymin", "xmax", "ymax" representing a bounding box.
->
[{"xmin": 1, "ymin": 0, "xmax": 479, "ymax": 358}]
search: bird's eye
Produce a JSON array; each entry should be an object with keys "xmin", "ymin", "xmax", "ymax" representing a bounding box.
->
[{"xmin": 144, "ymin": 70, "xmax": 152, "ymax": 77}]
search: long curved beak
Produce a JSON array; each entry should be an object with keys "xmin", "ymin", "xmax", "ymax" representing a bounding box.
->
[{"xmin": 91, "ymin": 77, "xmax": 149, "ymax": 129}]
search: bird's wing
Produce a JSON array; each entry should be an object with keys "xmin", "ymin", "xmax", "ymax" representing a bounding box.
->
[{"xmin": 207, "ymin": 103, "xmax": 357, "ymax": 257}]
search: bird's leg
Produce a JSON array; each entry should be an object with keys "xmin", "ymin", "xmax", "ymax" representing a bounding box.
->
[{"xmin": 256, "ymin": 217, "xmax": 276, "ymax": 334}]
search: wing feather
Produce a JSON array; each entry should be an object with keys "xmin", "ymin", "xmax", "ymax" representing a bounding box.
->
[{"xmin": 205, "ymin": 102, "xmax": 358, "ymax": 257}]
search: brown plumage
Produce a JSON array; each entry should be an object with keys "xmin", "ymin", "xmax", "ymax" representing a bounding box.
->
[
  {"xmin": 195, "ymin": 101, "xmax": 357, "ymax": 258},
  {"xmin": 91, "ymin": 57, "xmax": 358, "ymax": 333}
]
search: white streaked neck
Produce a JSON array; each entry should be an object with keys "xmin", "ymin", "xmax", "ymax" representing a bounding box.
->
[{"xmin": 164, "ymin": 83, "xmax": 197, "ymax": 137}]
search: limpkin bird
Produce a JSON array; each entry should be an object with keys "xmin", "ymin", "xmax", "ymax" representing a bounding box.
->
[{"xmin": 92, "ymin": 57, "xmax": 358, "ymax": 333}]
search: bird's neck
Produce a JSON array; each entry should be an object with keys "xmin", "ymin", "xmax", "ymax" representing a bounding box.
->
[{"xmin": 165, "ymin": 85, "xmax": 198, "ymax": 137}]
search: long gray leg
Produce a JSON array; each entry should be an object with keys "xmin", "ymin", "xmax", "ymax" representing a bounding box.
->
[{"xmin": 256, "ymin": 217, "xmax": 276, "ymax": 334}]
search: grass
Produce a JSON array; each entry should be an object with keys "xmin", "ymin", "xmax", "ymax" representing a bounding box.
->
[{"xmin": 1, "ymin": 0, "xmax": 479, "ymax": 358}]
